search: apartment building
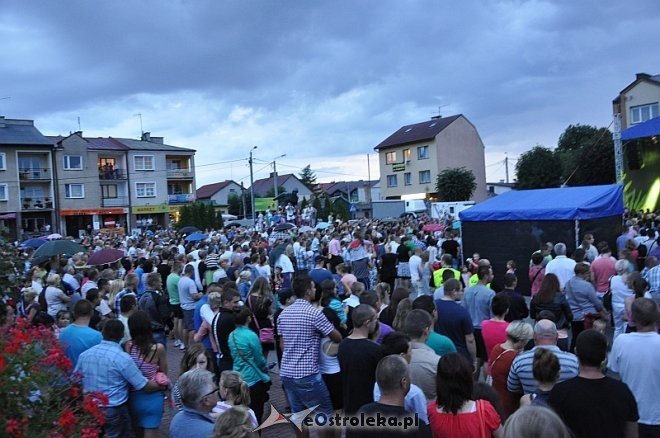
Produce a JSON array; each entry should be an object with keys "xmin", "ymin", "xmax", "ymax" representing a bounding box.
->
[
  {"xmin": 374, "ymin": 114, "xmax": 487, "ymax": 202},
  {"xmin": 0, "ymin": 117, "xmax": 56, "ymax": 239},
  {"xmin": 612, "ymin": 72, "xmax": 660, "ymax": 129}
]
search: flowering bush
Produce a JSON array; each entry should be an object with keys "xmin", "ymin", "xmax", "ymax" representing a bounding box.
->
[{"xmin": 0, "ymin": 318, "xmax": 108, "ymax": 437}]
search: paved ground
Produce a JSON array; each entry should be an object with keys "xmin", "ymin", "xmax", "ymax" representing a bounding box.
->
[{"xmin": 159, "ymin": 339, "xmax": 295, "ymax": 437}]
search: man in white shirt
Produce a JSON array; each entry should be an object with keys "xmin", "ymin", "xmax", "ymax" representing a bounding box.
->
[
  {"xmin": 545, "ymin": 242, "xmax": 576, "ymax": 290},
  {"xmin": 409, "ymin": 247, "xmax": 424, "ymax": 299},
  {"xmin": 609, "ymin": 298, "xmax": 660, "ymax": 436}
]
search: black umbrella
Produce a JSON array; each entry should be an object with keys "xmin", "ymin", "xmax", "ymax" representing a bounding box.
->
[
  {"xmin": 32, "ymin": 240, "xmax": 86, "ymax": 259},
  {"xmin": 179, "ymin": 226, "xmax": 199, "ymax": 235},
  {"xmin": 274, "ymin": 222, "xmax": 296, "ymax": 231}
]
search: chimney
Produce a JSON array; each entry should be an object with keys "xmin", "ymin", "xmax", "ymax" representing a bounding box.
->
[
  {"xmin": 431, "ymin": 115, "xmax": 441, "ymax": 120},
  {"xmin": 150, "ymin": 136, "xmax": 164, "ymax": 144},
  {"xmin": 636, "ymin": 73, "xmax": 651, "ymax": 81},
  {"xmin": 141, "ymin": 132, "xmax": 151, "ymax": 142}
]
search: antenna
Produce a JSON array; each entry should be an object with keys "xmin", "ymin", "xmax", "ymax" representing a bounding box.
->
[
  {"xmin": 434, "ymin": 104, "xmax": 449, "ymax": 118},
  {"xmin": 134, "ymin": 113, "xmax": 143, "ymax": 135},
  {"xmin": 77, "ymin": 116, "xmax": 81, "ymax": 132}
]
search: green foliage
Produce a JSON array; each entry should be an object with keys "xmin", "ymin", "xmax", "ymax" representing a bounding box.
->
[
  {"xmin": 299, "ymin": 165, "xmax": 317, "ymax": 187},
  {"xmin": 227, "ymin": 193, "xmax": 242, "ymax": 216},
  {"xmin": 176, "ymin": 202, "xmax": 223, "ymax": 230},
  {"xmin": 333, "ymin": 199, "xmax": 349, "ymax": 221},
  {"xmin": 265, "ymin": 186, "xmax": 286, "ymax": 198},
  {"xmin": 0, "ymin": 237, "xmax": 26, "ymax": 299},
  {"xmin": 300, "ymin": 197, "xmax": 308, "ymax": 209},
  {"xmin": 435, "ymin": 167, "xmax": 477, "ymax": 201},
  {"xmin": 557, "ymin": 124, "xmax": 616, "ymax": 186},
  {"xmin": 515, "ymin": 146, "xmax": 562, "ymax": 189}
]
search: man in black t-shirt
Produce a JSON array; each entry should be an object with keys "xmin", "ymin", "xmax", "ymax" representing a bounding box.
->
[
  {"xmin": 348, "ymin": 355, "xmax": 429, "ymax": 437},
  {"xmin": 212, "ymin": 289, "xmax": 241, "ymax": 374},
  {"xmin": 338, "ymin": 304, "xmax": 383, "ymax": 414},
  {"xmin": 548, "ymin": 329, "xmax": 639, "ymax": 438},
  {"xmin": 440, "ymin": 231, "xmax": 460, "ymax": 269}
]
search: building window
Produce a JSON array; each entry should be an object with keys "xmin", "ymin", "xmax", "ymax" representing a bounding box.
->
[
  {"xmin": 0, "ymin": 184, "xmax": 7, "ymax": 201},
  {"xmin": 385, "ymin": 151, "xmax": 397, "ymax": 164},
  {"xmin": 65, "ymin": 184, "xmax": 85, "ymax": 199},
  {"xmin": 419, "ymin": 170, "xmax": 431, "ymax": 184},
  {"xmin": 404, "ymin": 172, "xmax": 412, "ymax": 186},
  {"xmin": 102, "ymin": 184, "xmax": 118, "ymax": 199},
  {"xmin": 63, "ymin": 155, "xmax": 83, "ymax": 170},
  {"xmin": 630, "ymin": 103, "xmax": 659, "ymax": 124},
  {"xmin": 403, "ymin": 149, "xmax": 411, "ymax": 161},
  {"xmin": 134, "ymin": 155, "xmax": 155, "ymax": 171},
  {"xmin": 136, "ymin": 182, "xmax": 156, "ymax": 197},
  {"xmin": 0, "ymin": 153, "xmax": 5, "ymax": 170},
  {"xmin": 417, "ymin": 145, "xmax": 429, "ymax": 160},
  {"xmin": 387, "ymin": 175, "xmax": 397, "ymax": 187}
]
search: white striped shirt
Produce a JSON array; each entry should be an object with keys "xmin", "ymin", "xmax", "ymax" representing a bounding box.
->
[{"xmin": 507, "ymin": 345, "xmax": 579, "ymax": 394}]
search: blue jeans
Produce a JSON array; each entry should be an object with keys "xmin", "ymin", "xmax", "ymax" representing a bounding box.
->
[
  {"xmin": 281, "ymin": 373, "xmax": 333, "ymax": 416},
  {"xmin": 104, "ymin": 404, "xmax": 133, "ymax": 438},
  {"xmin": 153, "ymin": 330, "xmax": 167, "ymax": 351}
]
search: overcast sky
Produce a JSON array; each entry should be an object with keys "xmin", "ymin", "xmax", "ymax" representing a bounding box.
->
[{"xmin": 2, "ymin": 0, "xmax": 658, "ymax": 188}]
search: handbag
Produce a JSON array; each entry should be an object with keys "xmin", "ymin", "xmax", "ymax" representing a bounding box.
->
[
  {"xmin": 583, "ymin": 312, "xmax": 602, "ymax": 330},
  {"xmin": 249, "ymin": 295, "xmax": 275, "ymax": 344}
]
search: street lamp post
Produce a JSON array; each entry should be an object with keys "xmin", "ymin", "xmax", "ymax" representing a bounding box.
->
[
  {"xmin": 273, "ymin": 154, "xmax": 286, "ymax": 199},
  {"xmin": 249, "ymin": 146, "xmax": 257, "ymax": 224}
]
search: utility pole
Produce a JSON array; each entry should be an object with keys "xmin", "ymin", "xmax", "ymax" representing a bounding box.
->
[
  {"xmin": 504, "ymin": 153, "xmax": 509, "ymax": 184},
  {"xmin": 273, "ymin": 154, "xmax": 286, "ymax": 199},
  {"xmin": 613, "ymin": 113, "xmax": 624, "ymax": 184},
  {"xmin": 249, "ymin": 146, "xmax": 257, "ymax": 223}
]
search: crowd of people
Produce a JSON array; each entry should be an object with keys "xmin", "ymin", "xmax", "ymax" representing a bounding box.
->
[{"xmin": 1, "ymin": 207, "xmax": 659, "ymax": 437}]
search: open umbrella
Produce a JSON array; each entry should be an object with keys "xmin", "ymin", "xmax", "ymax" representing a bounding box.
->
[
  {"xmin": 32, "ymin": 240, "xmax": 86, "ymax": 259},
  {"xmin": 184, "ymin": 232, "xmax": 208, "ymax": 242},
  {"xmin": 179, "ymin": 226, "xmax": 199, "ymax": 235},
  {"xmin": 273, "ymin": 222, "xmax": 296, "ymax": 231},
  {"xmin": 21, "ymin": 238, "xmax": 46, "ymax": 249},
  {"xmin": 45, "ymin": 233, "xmax": 63, "ymax": 240},
  {"xmin": 315, "ymin": 222, "xmax": 330, "ymax": 230},
  {"xmin": 87, "ymin": 248, "xmax": 125, "ymax": 266},
  {"xmin": 422, "ymin": 223, "xmax": 444, "ymax": 232},
  {"xmin": 299, "ymin": 226, "xmax": 314, "ymax": 233}
]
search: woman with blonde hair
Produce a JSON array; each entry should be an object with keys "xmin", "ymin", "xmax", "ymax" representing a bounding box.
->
[
  {"xmin": 212, "ymin": 371, "xmax": 258, "ymax": 427},
  {"xmin": 106, "ymin": 279, "xmax": 125, "ymax": 312},
  {"xmin": 42, "ymin": 273, "xmax": 70, "ymax": 318},
  {"xmin": 374, "ymin": 282, "xmax": 391, "ymax": 314},
  {"xmin": 212, "ymin": 406, "xmax": 258, "ymax": 438},
  {"xmin": 392, "ymin": 298, "xmax": 412, "ymax": 332}
]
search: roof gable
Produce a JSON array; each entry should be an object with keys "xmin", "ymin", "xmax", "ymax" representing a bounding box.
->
[
  {"xmin": 0, "ymin": 118, "xmax": 54, "ymax": 146},
  {"xmin": 374, "ymin": 115, "xmax": 462, "ymax": 151},
  {"xmin": 196, "ymin": 180, "xmax": 239, "ymax": 199},
  {"xmin": 617, "ymin": 72, "xmax": 660, "ymax": 97}
]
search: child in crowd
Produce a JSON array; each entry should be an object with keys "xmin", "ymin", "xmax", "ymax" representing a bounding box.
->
[
  {"xmin": 53, "ymin": 309, "xmax": 72, "ymax": 338},
  {"xmin": 320, "ymin": 279, "xmax": 347, "ymax": 327},
  {"xmin": 506, "ymin": 260, "xmax": 517, "ymax": 275},
  {"xmin": 213, "ymin": 371, "xmax": 258, "ymax": 427}
]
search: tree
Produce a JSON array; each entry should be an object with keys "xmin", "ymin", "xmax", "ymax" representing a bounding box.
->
[
  {"xmin": 227, "ymin": 194, "xmax": 242, "ymax": 216},
  {"xmin": 265, "ymin": 186, "xmax": 286, "ymax": 198},
  {"xmin": 557, "ymin": 125, "xmax": 615, "ymax": 186},
  {"xmin": 176, "ymin": 202, "xmax": 222, "ymax": 230},
  {"xmin": 299, "ymin": 165, "xmax": 317, "ymax": 188},
  {"xmin": 333, "ymin": 199, "xmax": 349, "ymax": 221},
  {"xmin": 515, "ymin": 146, "xmax": 562, "ymax": 189},
  {"xmin": 435, "ymin": 167, "xmax": 477, "ymax": 201}
]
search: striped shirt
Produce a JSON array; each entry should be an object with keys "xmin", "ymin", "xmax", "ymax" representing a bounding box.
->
[{"xmin": 507, "ymin": 345, "xmax": 579, "ymax": 394}]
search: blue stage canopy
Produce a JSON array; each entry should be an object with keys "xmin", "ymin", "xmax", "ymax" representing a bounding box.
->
[
  {"xmin": 459, "ymin": 184, "xmax": 624, "ymax": 222},
  {"xmin": 621, "ymin": 116, "xmax": 660, "ymax": 140}
]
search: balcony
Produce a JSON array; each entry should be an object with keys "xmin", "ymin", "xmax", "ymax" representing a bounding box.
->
[
  {"xmin": 102, "ymin": 196, "xmax": 129, "ymax": 207},
  {"xmin": 168, "ymin": 193, "xmax": 195, "ymax": 204},
  {"xmin": 99, "ymin": 169, "xmax": 128, "ymax": 180},
  {"xmin": 19, "ymin": 168, "xmax": 51, "ymax": 180},
  {"xmin": 167, "ymin": 168, "xmax": 193, "ymax": 179},
  {"xmin": 21, "ymin": 197, "xmax": 53, "ymax": 211}
]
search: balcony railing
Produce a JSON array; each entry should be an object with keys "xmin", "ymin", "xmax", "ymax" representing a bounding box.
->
[
  {"xmin": 99, "ymin": 169, "xmax": 128, "ymax": 180},
  {"xmin": 167, "ymin": 168, "xmax": 193, "ymax": 179},
  {"xmin": 19, "ymin": 168, "xmax": 51, "ymax": 180},
  {"xmin": 102, "ymin": 196, "xmax": 129, "ymax": 207},
  {"xmin": 21, "ymin": 197, "xmax": 54, "ymax": 211},
  {"xmin": 168, "ymin": 193, "xmax": 195, "ymax": 204}
]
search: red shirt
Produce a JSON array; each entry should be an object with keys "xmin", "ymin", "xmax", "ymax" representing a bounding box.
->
[
  {"xmin": 591, "ymin": 255, "xmax": 616, "ymax": 292},
  {"xmin": 489, "ymin": 344, "xmax": 520, "ymax": 417},
  {"xmin": 481, "ymin": 319, "xmax": 509, "ymax": 367},
  {"xmin": 427, "ymin": 399, "xmax": 501, "ymax": 437}
]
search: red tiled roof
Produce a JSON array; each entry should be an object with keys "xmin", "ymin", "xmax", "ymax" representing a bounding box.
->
[
  {"xmin": 196, "ymin": 180, "xmax": 236, "ymax": 199},
  {"xmin": 374, "ymin": 115, "xmax": 461, "ymax": 151}
]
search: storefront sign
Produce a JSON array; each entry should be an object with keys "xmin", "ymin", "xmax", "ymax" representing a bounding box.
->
[
  {"xmin": 131, "ymin": 204, "xmax": 170, "ymax": 214},
  {"xmin": 59, "ymin": 208, "xmax": 127, "ymax": 216},
  {"xmin": 392, "ymin": 163, "xmax": 406, "ymax": 172}
]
